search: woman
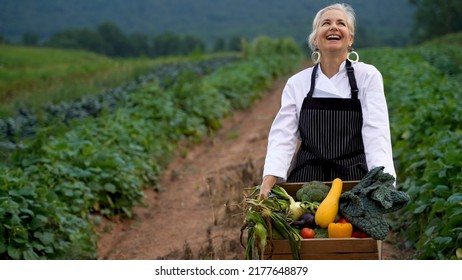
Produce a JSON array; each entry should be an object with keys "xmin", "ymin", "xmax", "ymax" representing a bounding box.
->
[{"xmin": 259, "ymin": 3, "xmax": 396, "ymax": 198}]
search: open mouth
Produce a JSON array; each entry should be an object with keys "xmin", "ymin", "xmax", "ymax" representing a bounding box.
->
[{"xmin": 326, "ymin": 35, "xmax": 341, "ymax": 40}]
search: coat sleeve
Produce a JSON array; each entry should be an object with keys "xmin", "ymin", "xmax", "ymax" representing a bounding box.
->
[
  {"xmin": 359, "ymin": 65, "xmax": 397, "ymax": 185},
  {"xmin": 263, "ymin": 78, "xmax": 301, "ymax": 180}
]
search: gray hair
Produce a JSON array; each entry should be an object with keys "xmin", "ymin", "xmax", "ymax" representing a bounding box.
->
[{"xmin": 307, "ymin": 3, "xmax": 356, "ymax": 51}]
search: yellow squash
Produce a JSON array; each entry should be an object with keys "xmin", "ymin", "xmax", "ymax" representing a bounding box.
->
[{"xmin": 314, "ymin": 178, "xmax": 343, "ymax": 228}]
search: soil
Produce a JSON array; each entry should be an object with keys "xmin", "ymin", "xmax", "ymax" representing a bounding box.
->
[{"xmin": 96, "ymin": 74, "xmax": 411, "ymax": 260}]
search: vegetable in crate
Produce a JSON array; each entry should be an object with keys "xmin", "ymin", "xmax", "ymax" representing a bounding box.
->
[
  {"xmin": 339, "ymin": 167, "xmax": 410, "ymax": 240},
  {"xmin": 270, "ymin": 184, "xmax": 306, "ymax": 221},
  {"xmin": 296, "ymin": 181, "xmax": 330, "ymax": 203},
  {"xmin": 241, "ymin": 210, "xmax": 269, "ymax": 260},
  {"xmin": 241, "ymin": 185, "xmax": 302, "ymax": 260},
  {"xmin": 300, "ymin": 227, "xmax": 316, "ymax": 239},
  {"xmin": 292, "ymin": 213, "xmax": 315, "ymax": 229},
  {"xmin": 315, "ymin": 178, "xmax": 343, "ymax": 228},
  {"xmin": 351, "ymin": 229, "xmax": 369, "ymax": 238},
  {"xmin": 328, "ymin": 221, "xmax": 353, "ymax": 238}
]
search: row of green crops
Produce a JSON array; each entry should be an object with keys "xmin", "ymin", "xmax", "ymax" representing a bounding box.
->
[
  {"xmin": 0, "ymin": 37, "xmax": 304, "ymax": 259},
  {"xmin": 362, "ymin": 33, "xmax": 462, "ymax": 259},
  {"xmin": 0, "ymin": 56, "xmax": 239, "ymax": 159}
]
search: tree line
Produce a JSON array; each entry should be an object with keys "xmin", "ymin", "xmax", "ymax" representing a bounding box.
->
[
  {"xmin": 409, "ymin": 0, "xmax": 462, "ymax": 43},
  {"xmin": 1, "ymin": 0, "xmax": 461, "ymax": 57},
  {"xmin": 3, "ymin": 22, "xmax": 243, "ymax": 58}
]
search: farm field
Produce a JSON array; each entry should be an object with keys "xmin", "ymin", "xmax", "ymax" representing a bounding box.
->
[
  {"xmin": 97, "ymin": 76, "xmax": 286, "ymax": 259},
  {"xmin": 0, "ymin": 37, "xmax": 304, "ymax": 259},
  {"xmin": 100, "ymin": 34, "xmax": 462, "ymax": 260},
  {"xmin": 0, "ymin": 45, "xmax": 173, "ymax": 117},
  {"xmin": 95, "ymin": 72, "xmax": 410, "ymax": 260},
  {"xmin": 1, "ymin": 34, "xmax": 461, "ymax": 260}
]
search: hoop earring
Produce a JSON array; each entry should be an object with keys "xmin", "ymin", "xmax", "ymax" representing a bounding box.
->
[
  {"xmin": 311, "ymin": 50, "xmax": 321, "ymax": 64},
  {"xmin": 347, "ymin": 48, "xmax": 359, "ymax": 62}
]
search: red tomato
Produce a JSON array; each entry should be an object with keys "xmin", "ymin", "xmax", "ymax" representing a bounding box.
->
[
  {"xmin": 338, "ymin": 217, "xmax": 349, "ymax": 223},
  {"xmin": 352, "ymin": 230, "xmax": 369, "ymax": 238},
  {"xmin": 300, "ymin": 227, "xmax": 316, "ymax": 239}
]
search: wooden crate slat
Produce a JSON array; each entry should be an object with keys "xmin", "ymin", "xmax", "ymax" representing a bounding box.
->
[
  {"xmin": 265, "ymin": 252, "xmax": 379, "ymax": 260},
  {"xmin": 267, "ymin": 239, "xmax": 378, "ymax": 254}
]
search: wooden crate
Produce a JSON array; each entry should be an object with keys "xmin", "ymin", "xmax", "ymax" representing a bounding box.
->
[
  {"xmin": 264, "ymin": 181, "xmax": 382, "ymax": 260},
  {"xmin": 265, "ymin": 238, "xmax": 381, "ymax": 260}
]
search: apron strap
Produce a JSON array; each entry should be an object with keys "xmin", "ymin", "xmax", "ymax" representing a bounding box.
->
[
  {"xmin": 306, "ymin": 63, "xmax": 319, "ymax": 98},
  {"xmin": 307, "ymin": 61, "xmax": 359, "ymax": 99},
  {"xmin": 345, "ymin": 60, "xmax": 359, "ymax": 99}
]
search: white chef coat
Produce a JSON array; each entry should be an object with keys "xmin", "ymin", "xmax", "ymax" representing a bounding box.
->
[{"xmin": 263, "ymin": 61, "xmax": 397, "ymax": 183}]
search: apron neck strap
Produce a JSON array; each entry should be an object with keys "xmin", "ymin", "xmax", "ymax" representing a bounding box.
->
[
  {"xmin": 345, "ymin": 60, "xmax": 359, "ymax": 99},
  {"xmin": 306, "ymin": 63, "xmax": 319, "ymax": 98},
  {"xmin": 307, "ymin": 61, "xmax": 359, "ymax": 100}
]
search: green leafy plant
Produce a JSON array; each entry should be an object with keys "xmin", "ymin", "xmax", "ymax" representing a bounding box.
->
[{"xmin": 362, "ymin": 36, "xmax": 462, "ymax": 259}]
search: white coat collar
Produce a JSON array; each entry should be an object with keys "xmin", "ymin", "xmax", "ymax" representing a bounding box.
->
[{"xmin": 314, "ymin": 61, "xmax": 347, "ymax": 97}]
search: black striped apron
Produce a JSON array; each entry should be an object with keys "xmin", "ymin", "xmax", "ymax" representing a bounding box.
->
[{"xmin": 287, "ymin": 60, "xmax": 368, "ymax": 182}]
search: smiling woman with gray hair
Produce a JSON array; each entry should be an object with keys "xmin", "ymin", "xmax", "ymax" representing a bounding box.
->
[{"xmin": 259, "ymin": 3, "xmax": 396, "ymax": 199}]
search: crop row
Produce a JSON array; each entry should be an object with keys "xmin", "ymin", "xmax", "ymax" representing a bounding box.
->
[
  {"xmin": 0, "ymin": 55, "xmax": 239, "ymax": 159},
  {"xmin": 0, "ymin": 37, "xmax": 303, "ymax": 259},
  {"xmin": 362, "ymin": 42, "xmax": 462, "ymax": 259}
]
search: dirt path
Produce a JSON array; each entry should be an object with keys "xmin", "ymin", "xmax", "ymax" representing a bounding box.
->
[
  {"xmin": 96, "ymin": 76, "xmax": 408, "ymax": 260},
  {"xmin": 96, "ymin": 77, "xmax": 284, "ymax": 260}
]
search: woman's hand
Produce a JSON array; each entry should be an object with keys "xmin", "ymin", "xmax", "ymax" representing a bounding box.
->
[{"xmin": 259, "ymin": 175, "xmax": 278, "ymax": 200}]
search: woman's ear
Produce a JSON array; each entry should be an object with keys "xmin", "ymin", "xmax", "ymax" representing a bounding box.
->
[
  {"xmin": 349, "ymin": 35, "xmax": 354, "ymax": 47},
  {"xmin": 312, "ymin": 39, "xmax": 318, "ymax": 50}
]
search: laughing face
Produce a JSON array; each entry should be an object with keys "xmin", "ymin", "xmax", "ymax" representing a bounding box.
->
[{"xmin": 314, "ymin": 9, "xmax": 354, "ymax": 56}]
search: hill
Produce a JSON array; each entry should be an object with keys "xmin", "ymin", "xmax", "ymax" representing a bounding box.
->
[
  {"xmin": 1, "ymin": 0, "xmax": 414, "ymax": 48},
  {"xmin": 0, "ymin": 44, "xmax": 163, "ymax": 115}
]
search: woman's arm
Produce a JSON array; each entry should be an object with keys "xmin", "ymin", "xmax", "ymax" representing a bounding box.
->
[
  {"xmin": 260, "ymin": 74, "xmax": 304, "ymax": 197},
  {"xmin": 360, "ymin": 66, "xmax": 397, "ymax": 185},
  {"xmin": 259, "ymin": 175, "xmax": 278, "ymax": 199}
]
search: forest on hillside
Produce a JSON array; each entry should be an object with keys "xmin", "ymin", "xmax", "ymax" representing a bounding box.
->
[{"xmin": 1, "ymin": 0, "xmax": 414, "ymax": 48}]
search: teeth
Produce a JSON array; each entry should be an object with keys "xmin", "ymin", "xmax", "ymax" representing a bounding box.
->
[{"xmin": 327, "ymin": 35, "xmax": 340, "ymax": 40}]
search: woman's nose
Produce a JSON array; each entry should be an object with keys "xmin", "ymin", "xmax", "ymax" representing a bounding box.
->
[{"xmin": 330, "ymin": 24, "xmax": 339, "ymax": 30}]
